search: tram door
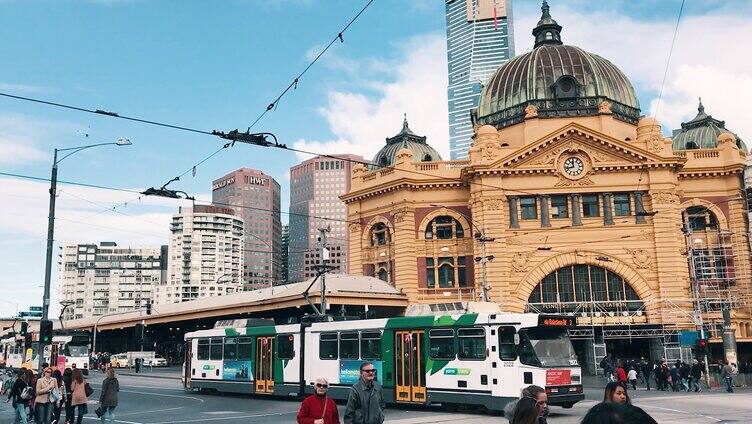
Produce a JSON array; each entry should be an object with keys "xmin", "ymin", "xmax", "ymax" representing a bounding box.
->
[
  {"xmin": 184, "ymin": 340, "xmax": 192, "ymax": 388},
  {"xmin": 255, "ymin": 336, "xmax": 274, "ymax": 394},
  {"xmin": 395, "ymin": 330, "xmax": 426, "ymax": 403}
]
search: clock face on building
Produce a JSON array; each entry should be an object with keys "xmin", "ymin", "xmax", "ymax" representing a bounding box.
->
[{"xmin": 563, "ymin": 157, "xmax": 584, "ymax": 176}]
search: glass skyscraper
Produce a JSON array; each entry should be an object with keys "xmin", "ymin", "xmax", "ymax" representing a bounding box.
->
[{"xmin": 446, "ymin": 0, "xmax": 515, "ymax": 159}]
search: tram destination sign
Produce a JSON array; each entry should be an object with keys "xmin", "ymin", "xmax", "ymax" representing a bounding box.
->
[{"xmin": 539, "ymin": 315, "xmax": 576, "ymax": 327}]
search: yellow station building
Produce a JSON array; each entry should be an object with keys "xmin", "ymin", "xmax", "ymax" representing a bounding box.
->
[{"xmin": 342, "ymin": 2, "xmax": 752, "ymax": 368}]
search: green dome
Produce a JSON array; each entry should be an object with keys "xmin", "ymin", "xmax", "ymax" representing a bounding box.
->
[
  {"xmin": 475, "ymin": 1, "xmax": 640, "ymax": 129},
  {"xmin": 371, "ymin": 116, "xmax": 442, "ymax": 169},
  {"xmin": 672, "ymin": 99, "xmax": 746, "ymax": 151}
]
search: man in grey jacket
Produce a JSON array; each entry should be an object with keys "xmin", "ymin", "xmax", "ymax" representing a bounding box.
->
[{"xmin": 344, "ymin": 361, "xmax": 385, "ymax": 424}]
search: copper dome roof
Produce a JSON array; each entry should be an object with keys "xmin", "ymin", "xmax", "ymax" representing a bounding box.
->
[
  {"xmin": 672, "ymin": 99, "xmax": 746, "ymax": 151},
  {"xmin": 371, "ymin": 116, "xmax": 442, "ymax": 169},
  {"xmin": 475, "ymin": 1, "xmax": 640, "ymax": 129}
]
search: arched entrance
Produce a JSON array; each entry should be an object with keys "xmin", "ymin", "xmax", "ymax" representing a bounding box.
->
[{"xmin": 526, "ymin": 264, "xmax": 644, "ymax": 314}]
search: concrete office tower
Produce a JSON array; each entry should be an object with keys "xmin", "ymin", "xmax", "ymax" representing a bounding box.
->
[
  {"xmin": 58, "ymin": 242, "xmax": 166, "ymax": 320},
  {"xmin": 288, "ymin": 155, "xmax": 363, "ymax": 282},
  {"xmin": 446, "ymin": 0, "xmax": 515, "ymax": 159},
  {"xmin": 156, "ymin": 205, "xmax": 244, "ymax": 305},
  {"xmin": 212, "ymin": 168, "xmax": 282, "ymax": 289}
]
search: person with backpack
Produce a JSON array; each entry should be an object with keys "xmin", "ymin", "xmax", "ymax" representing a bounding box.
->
[
  {"xmin": 7, "ymin": 370, "xmax": 31, "ymax": 424},
  {"xmin": 35, "ymin": 367, "xmax": 58, "ymax": 424},
  {"xmin": 98, "ymin": 367, "xmax": 119, "ymax": 424},
  {"xmin": 70, "ymin": 369, "xmax": 89, "ymax": 424}
]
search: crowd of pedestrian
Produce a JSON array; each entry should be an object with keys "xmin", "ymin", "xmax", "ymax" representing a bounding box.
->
[
  {"xmin": 3, "ymin": 363, "xmax": 119, "ymax": 424},
  {"xmin": 599, "ymin": 356, "xmax": 708, "ymax": 392}
]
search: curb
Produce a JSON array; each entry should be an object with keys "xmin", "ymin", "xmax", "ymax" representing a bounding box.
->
[{"xmin": 114, "ymin": 371, "xmax": 182, "ymax": 381}]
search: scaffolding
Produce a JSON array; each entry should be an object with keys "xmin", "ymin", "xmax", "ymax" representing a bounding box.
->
[{"xmin": 683, "ymin": 206, "xmax": 749, "ymax": 339}]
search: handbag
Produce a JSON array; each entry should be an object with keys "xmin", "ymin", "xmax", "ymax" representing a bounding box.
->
[
  {"xmin": 50, "ymin": 385, "xmax": 61, "ymax": 402},
  {"xmin": 95, "ymin": 405, "xmax": 106, "ymax": 418},
  {"xmin": 85, "ymin": 382, "xmax": 94, "ymax": 397}
]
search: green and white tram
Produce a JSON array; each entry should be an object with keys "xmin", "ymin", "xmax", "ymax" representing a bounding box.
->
[{"xmin": 183, "ymin": 312, "xmax": 583, "ymax": 412}]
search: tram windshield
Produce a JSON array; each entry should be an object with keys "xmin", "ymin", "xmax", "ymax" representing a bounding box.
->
[
  {"xmin": 519, "ymin": 327, "xmax": 578, "ymax": 368},
  {"xmin": 65, "ymin": 345, "xmax": 89, "ymax": 357}
]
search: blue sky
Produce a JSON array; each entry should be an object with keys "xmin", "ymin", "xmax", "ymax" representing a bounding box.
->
[{"xmin": 1, "ymin": 0, "xmax": 750, "ymax": 315}]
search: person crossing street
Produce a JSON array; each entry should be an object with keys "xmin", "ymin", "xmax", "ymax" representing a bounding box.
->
[{"xmin": 297, "ymin": 376, "xmax": 340, "ymax": 424}]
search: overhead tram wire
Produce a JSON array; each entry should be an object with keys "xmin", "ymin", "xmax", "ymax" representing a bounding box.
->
[
  {"xmin": 1, "ymin": 169, "xmax": 743, "ymax": 255},
  {"xmin": 652, "ymin": 0, "xmax": 686, "ymax": 122},
  {"xmin": 247, "ymin": 0, "xmax": 375, "ymax": 130}
]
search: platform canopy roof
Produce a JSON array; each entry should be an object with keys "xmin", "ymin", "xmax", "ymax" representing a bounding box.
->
[{"xmin": 64, "ymin": 274, "xmax": 407, "ymax": 331}]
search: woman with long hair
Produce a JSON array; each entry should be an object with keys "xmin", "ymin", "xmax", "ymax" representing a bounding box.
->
[
  {"xmin": 603, "ymin": 381, "xmax": 631, "ymax": 405},
  {"xmin": 51, "ymin": 369, "xmax": 66, "ymax": 424},
  {"xmin": 510, "ymin": 397, "xmax": 540, "ymax": 424},
  {"xmin": 99, "ymin": 367, "xmax": 120, "ymax": 424},
  {"xmin": 70, "ymin": 369, "xmax": 88, "ymax": 424}
]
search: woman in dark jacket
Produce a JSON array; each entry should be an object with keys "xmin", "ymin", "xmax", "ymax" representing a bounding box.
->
[
  {"xmin": 7, "ymin": 370, "xmax": 30, "ymax": 424},
  {"xmin": 99, "ymin": 368, "xmax": 119, "ymax": 423},
  {"xmin": 63, "ymin": 368, "xmax": 73, "ymax": 424}
]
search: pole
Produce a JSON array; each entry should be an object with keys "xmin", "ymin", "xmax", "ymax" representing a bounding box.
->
[
  {"xmin": 39, "ymin": 150, "xmax": 58, "ymax": 371},
  {"xmin": 478, "ymin": 231, "xmax": 490, "ymax": 302},
  {"xmin": 318, "ymin": 227, "xmax": 330, "ymax": 314}
]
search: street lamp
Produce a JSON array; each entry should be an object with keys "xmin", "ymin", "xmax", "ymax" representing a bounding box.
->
[
  {"xmin": 40, "ymin": 138, "xmax": 131, "ymax": 370},
  {"xmin": 430, "ymin": 204, "xmax": 494, "ymax": 302}
]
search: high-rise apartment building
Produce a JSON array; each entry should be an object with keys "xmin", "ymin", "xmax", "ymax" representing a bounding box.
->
[
  {"xmin": 446, "ymin": 0, "xmax": 515, "ymax": 159},
  {"xmin": 155, "ymin": 205, "xmax": 244, "ymax": 305},
  {"xmin": 212, "ymin": 168, "xmax": 282, "ymax": 289},
  {"xmin": 288, "ymin": 155, "xmax": 363, "ymax": 282},
  {"xmin": 58, "ymin": 242, "xmax": 166, "ymax": 320},
  {"xmin": 280, "ymin": 224, "xmax": 289, "ymax": 284}
]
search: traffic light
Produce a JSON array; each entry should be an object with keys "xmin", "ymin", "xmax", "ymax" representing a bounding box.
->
[
  {"xmin": 19, "ymin": 321, "xmax": 28, "ymax": 336},
  {"xmin": 39, "ymin": 320, "xmax": 54, "ymax": 344},
  {"xmin": 24, "ymin": 332, "xmax": 32, "ymax": 349},
  {"xmin": 146, "ymin": 300, "xmax": 152, "ymax": 315}
]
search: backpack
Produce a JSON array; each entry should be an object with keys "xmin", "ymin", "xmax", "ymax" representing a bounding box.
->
[{"xmin": 20, "ymin": 384, "xmax": 35, "ymax": 401}]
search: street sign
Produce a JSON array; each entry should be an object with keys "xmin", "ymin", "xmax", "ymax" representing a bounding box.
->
[{"xmin": 679, "ymin": 330, "xmax": 700, "ymax": 346}]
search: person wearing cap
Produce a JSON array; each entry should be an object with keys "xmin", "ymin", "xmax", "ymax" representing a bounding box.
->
[
  {"xmin": 344, "ymin": 361, "xmax": 385, "ymax": 424},
  {"xmin": 297, "ymin": 376, "xmax": 340, "ymax": 424},
  {"xmin": 35, "ymin": 367, "xmax": 58, "ymax": 424}
]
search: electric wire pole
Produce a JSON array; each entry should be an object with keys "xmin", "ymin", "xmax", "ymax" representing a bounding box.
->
[{"xmin": 318, "ymin": 226, "xmax": 331, "ymax": 314}]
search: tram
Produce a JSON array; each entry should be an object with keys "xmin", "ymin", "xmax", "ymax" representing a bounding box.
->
[
  {"xmin": 1, "ymin": 330, "xmax": 91, "ymax": 373},
  {"xmin": 183, "ymin": 311, "xmax": 583, "ymax": 412}
]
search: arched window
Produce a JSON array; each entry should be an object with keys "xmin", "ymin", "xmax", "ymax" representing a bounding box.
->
[
  {"xmin": 423, "ymin": 153, "xmax": 433, "ymax": 161},
  {"xmin": 425, "ymin": 216, "xmax": 465, "ymax": 240},
  {"xmin": 377, "ymin": 267, "xmax": 389, "ymax": 282},
  {"xmin": 369, "ymin": 223, "xmax": 390, "ymax": 246},
  {"xmin": 685, "ymin": 141, "xmax": 699, "ymax": 149},
  {"xmin": 683, "ymin": 206, "xmax": 718, "ymax": 231},
  {"xmin": 379, "ymin": 156, "xmax": 389, "ymax": 167},
  {"xmin": 527, "ymin": 265, "xmax": 642, "ymax": 312}
]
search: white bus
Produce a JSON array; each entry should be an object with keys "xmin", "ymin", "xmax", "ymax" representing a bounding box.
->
[
  {"xmin": 0, "ymin": 330, "xmax": 90, "ymax": 374},
  {"xmin": 183, "ymin": 312, "xmax": 583, "ymax": 412}
]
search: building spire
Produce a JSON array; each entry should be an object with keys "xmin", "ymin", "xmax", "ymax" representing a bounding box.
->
[
  {"xmin": 698, "ymin": 97, "xmax": 705, "ymax": 115},
  {"xmin": 532, "ymin": 0, "xmax": 563, "ymax": 49},
  {"xmin": 402, "ymin": 113, "xmax": 409, "ymax": 132}
]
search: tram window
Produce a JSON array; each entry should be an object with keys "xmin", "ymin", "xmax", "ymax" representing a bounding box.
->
[
  {"xmin": 223, "ymin": 338, "xmax": 237, "ymax": 360},
  {"xmin": 339, "ymin": 332, "xmax": 359, "ymax": 359},
  {"xmin": 361, "ymin": 331, "xmax": 382, "ymax": 359},
  {"xmin": 498, "ymin": 326, "xmax": 518, "ymax": 360},
  {"xmin": 429, "ymin": 329, "xmax": 455, "ymax": 359},
  {"xmin": 320, "ymin": 333, "xmax": 338, "ymax": 360},
  {"xmin": 458, "ymin": 328, "xmax": 486, "ymax": 360},
  {"xmin": 277, "ymin": 335, "xmax": 294, "ymax": 359},
  {"xmin": 237, "ymin": 337, "xmax": 252, "ymax": 360},
  {"xmin": 197, "ymin": 339, "xmax": 210, "ymax": 360},
  {"xmin": 209, "ymin": 338, "xmax": 223, "ymax": 360}
]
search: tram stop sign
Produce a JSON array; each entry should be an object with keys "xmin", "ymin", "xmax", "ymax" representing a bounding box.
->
[{"xmin": 679, "ymin": 330, "xmax": 700, "ymax": 347}]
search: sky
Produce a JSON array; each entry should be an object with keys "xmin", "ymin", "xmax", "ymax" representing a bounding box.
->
[{"xmin": 1, "ymin": 0, "xmax": 750, "ymax": 316}]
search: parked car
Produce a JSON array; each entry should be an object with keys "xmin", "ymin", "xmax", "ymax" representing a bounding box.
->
[
  {"xmin": 144, "ymin": 355, "xmax": 167, "ymax": 367},
  {"xmin": 110, "ymin": 353, "xmax": 129, "ymax": 368}
]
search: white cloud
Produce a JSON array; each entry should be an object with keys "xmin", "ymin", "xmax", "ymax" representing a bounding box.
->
[
  {"xmin": 513, "ymin": 5, "xmax": 752, "ymax": 137},
  {"xmin": 0, "ymin": 115, "xmax": 54, "ymax": 165},
  {"xmin": 294, "ymin": 34, "xmax": 449, "ymax": 161},
  {"xmin": 0, "ymin": 82, "xmax": 46, "ymax": 94}
]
